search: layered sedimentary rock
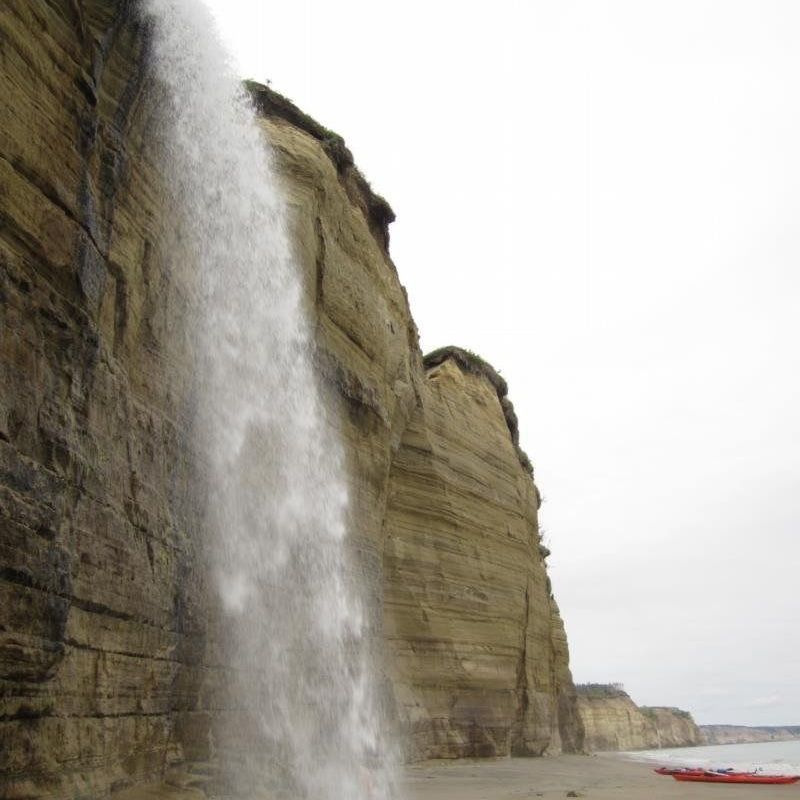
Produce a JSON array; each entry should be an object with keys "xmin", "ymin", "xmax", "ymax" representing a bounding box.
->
[
  {"xmin": 701, "ymin": 725, "xmax": 800, "ymax": 745},
  {"xmin": 577, "ymin": 686, "xmax": 656, "ymax": 751},
  {"xmin": 1, "ymin": 4, "xmax": 200, "ymax": 797},
  {"xmin": 0, "ymin": 2, "xmax": 582, "ymax": 797},
  {"xmin": 383, "ymin": 351, "xmax": 581, "ymax": 760},
  {"xmin": 576, "ymin": 685, "xmax": 700, "ymax": 751},
  {"xmin": 639, "ymin": 707, "xmax": 703, "ymax": 749}
]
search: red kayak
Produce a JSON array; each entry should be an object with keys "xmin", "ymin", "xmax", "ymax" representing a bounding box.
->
[
  {"xmin": 673, "ymin": 772, "xmax": 800, "ymax": 785},
  {"xmin": 655, "ymin": 767, "xmax": 747, "ymax": 777},
  {"xmin": 655, "ymin": 767, "xmax": 704, "ymax": 775}
]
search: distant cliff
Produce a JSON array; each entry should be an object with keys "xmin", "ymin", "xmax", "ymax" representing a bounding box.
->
[
  {"xmin": 0, "ymin": 2, "xmax": 582, "ymax": 797},
  {"xmin": 577, "ymin": 685, "xmax": 701, "ymax": 751},
  {"xmin": 701, "ymin": 725, "xmax": 800, "ymax": 745}
]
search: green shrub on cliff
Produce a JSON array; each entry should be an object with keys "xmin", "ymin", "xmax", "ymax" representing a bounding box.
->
[
  {"xmin": 575, "ymin": 683, "xmax": 627, "ymax": 699},
  {"xmin": 640, "ymin": 705, "xmax": 692, "ymax": 719}
]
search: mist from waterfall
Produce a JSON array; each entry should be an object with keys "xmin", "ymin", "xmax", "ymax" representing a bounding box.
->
[{"xmin": 141, "ymin": 2, "xmax": 394, "ymax": 798}]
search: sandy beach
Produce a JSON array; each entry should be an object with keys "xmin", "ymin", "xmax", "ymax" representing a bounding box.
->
[{"xmin": 401, "ymin": 754, "xmax": 800, "ymax": 799}]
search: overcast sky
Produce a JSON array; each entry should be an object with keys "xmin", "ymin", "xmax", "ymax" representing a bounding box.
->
[{"xmin": 202, "ymin": 0, "xmax": 800, "ymax": 727}]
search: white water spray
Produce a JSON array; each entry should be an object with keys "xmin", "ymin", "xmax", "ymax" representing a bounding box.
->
[{"xmin": 141, "ymin": 2, "xmax": 394, "ymax": 797}]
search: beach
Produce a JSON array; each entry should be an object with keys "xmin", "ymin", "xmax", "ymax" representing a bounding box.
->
[{"xmin": 402, "ymin": 753, "xmax": 800, "ymax": 799}]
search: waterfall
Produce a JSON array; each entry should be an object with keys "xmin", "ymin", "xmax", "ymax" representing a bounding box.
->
[{"xmin": 140, "ymin": 2, "xmax": 394, "ymax": 798}]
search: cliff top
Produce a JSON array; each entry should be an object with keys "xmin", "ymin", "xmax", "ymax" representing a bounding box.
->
[
  {"xmin": 243, "ymin": 80, "xmax": 395, "ymax": 253},
  {"xmin": 576, "ymin": 683, "xmax": 629, "ymax": 699},
  {"xmin": 640, "ymin": 706, "xmax": 693, "ymax": 720},
  {"xmin": 423, "ymin": 347, "xmax": 534, "ymax": 477}
]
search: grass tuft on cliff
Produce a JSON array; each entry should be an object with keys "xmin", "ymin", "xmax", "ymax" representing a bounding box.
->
[{"xmin": 423, "ymin": 346, "xmax": 535, "ymax": 477}]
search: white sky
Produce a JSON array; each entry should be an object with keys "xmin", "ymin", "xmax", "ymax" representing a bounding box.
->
[{"xmin": 202, "ymin": 0, "xmax": 800, "ymax": 727}]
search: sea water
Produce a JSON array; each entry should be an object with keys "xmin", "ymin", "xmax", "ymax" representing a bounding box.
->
[
  {"xmin": 140, "ymin": 1, "xmax": 394, "ymax": 798},
  {"xmin": 631, "ymin": 739, "xmax": 800, "ymax": 775}
]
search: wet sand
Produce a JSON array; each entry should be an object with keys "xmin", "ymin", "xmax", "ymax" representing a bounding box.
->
[{"xmin": 401, "ymin": 753, "xmax": 800, "ymax": 799}]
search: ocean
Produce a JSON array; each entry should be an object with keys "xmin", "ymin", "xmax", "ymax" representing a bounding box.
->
[{"xmin": 629, "ymin": 740, "xmax": 800, "ymax": 775}]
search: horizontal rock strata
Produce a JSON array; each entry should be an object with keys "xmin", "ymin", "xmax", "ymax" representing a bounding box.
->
[
  {"xmin": 576, "ymin": 684, "xmax": 701, "ymax": 751},
  {"xmin": 0, "ymin": 1, "xmax": 583, "ymax": 796},
  {"xmin": 383, "ymin": 355, "xmax": 581, "ymax": 759},
  {"xmin": 701, "ymin": 725, "xmax": 800, "ymax": 745}
]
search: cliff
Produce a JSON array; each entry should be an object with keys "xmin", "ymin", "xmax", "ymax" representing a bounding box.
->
[
  {"xmin": 0, "ymin": 2, "xmax": 582, "ymax": 797},
  {"xmin": 576, "ymin": 685, "xmax": 701, "ymax": 751},
  {"xmin": 639, "ymin": 707, "xmax": 703, "ymax": 749},
  {"xmin": 701, "ymin": 725, "xmax": 800, "ymax": 745},
  {"xmin": 383, "ymin": 353, "xmax": 580, "ymax": 759}
]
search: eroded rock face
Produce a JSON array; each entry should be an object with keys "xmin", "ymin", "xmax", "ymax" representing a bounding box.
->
[
  {"xmin": 576, "ymin": 686, "xmax": 700, "ymax": 751},
  {"xmin": 640, "ymin": 707, "xmax": 703, "ymax": 749},
  {"xmin": 2, "ymin": 3, "xmax": 208, "ymax": 797},
  {"xmin": 383, "ymin": 359, "xmax": 580, "ymax": 759},
  {"xmin": 0, "ymin": 2, "xmax": 582, "ymax": 796}
]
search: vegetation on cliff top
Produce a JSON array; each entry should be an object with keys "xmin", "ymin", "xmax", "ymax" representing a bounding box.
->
[
  {"xmin": 640, "ymin": 706, "xmax": 693, "ymax": 720},
  {"xmin": 423, "ymin": 346, "xmax": 535, "ymax": 479},
  {"xmin": 243, "ymin": 80, "xmax": 395, "ymax": 251},
  {"xmin": 576, "ymin": 683, "xmax": 628, "ymax": 699},
  {"xmin": 424, "ymin": 346, "xmax": 508, "ymax": 396}
]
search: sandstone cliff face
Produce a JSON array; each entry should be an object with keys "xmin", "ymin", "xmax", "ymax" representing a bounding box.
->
[
  {"xmin": 577, "ymin": 688, "xmax": 657, "ymax": 752},
  {"xmin": 382, "ymin": 355, "xmax": 580, "ymax": 759},
  {"xmin": 0, "ymin": 2, "xmax": 582, "ymax": 797},
  {"xmin": 639, "ymin": 707, "xmax": 703, "ymax": 749},
  {"xmin": 576, "ymin": 686, "xmax": 700, "ymax": 751},
  {"xmin": 701, "ymin": 725, "xmax": 800, "ymax": 745},
  {"xmin": 1, "ymin": 4, "xmax": 202, "ymax": 797}
]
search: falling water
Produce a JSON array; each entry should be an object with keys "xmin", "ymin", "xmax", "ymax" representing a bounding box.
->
[{"xmin": 141, "ymin": 2, "xmax": 394, "ymax": 798}]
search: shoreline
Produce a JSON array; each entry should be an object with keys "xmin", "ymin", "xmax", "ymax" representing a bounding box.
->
[{"xmin": 402, "ymin": 752, "xmax": 800, "ymax": 799}]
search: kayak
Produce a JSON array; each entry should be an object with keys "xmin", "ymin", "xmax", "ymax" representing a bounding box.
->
[
  {"xmin": 655, "ymin": 767, "xmax": 745, "ymax": 777},
  {"xmin": 673, "ymin": 772, "xmax": 800, "ymax": 785},
  {"xmin": 654, "ymin": 767, "xmax": 704, "ymax": 775}
]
